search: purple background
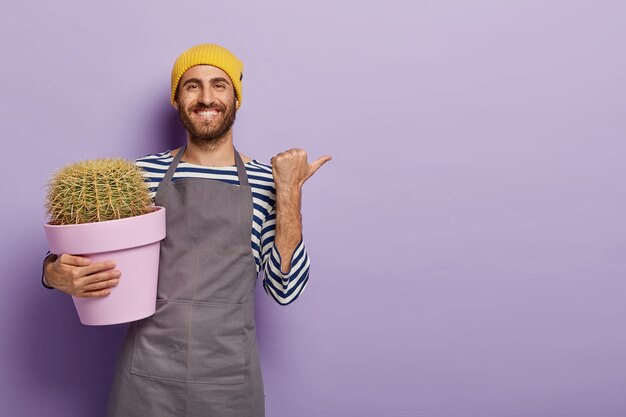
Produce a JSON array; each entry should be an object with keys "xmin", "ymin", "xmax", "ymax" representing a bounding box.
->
[{"xmin": 1, "ymin": 0, "xmax": 625, "ymax": 416}]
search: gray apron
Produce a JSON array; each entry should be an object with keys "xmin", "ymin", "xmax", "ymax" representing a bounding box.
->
[{"xmin": 106, "ymin": 145, "xmax": 264, "ymax": 417}]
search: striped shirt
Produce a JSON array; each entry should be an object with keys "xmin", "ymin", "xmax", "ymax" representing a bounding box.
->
[{"xmin": 135, "ymin": 150, "xmax": 310, "ymax": 306}]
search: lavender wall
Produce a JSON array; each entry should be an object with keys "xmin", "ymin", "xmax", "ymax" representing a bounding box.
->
[{"xmin": 1, "ymin": 0, "xmax": 625, "ymax": 416}]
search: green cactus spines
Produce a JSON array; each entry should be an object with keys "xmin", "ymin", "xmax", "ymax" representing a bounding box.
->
[{"xmin": 45, "ymin": 158, "xmax": 153, "ymax": 225}]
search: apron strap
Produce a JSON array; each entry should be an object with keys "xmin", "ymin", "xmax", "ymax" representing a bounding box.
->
[
  {"xmin": 161, "ymin": 144, "xmax": 249, "ymax": 187},
  {"xmin": 154, "ymin": 145, "xmax": 186, "ymax": 202},
  {"xmin": 233, "ymin": 147, "xmax": 249, "ymax": 187},
  {"xmin": 162, "ymin": 145, "xmax": 187, "ymax": 184}
]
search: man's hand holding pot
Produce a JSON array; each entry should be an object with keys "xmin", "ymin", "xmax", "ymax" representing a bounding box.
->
[{"xmin": 43, "ymin": 254, "xmax": 120, "ymax": 298}]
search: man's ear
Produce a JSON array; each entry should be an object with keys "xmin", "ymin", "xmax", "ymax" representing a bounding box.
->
[{"xmin": 172, "ymin": 86, "xmax": 181, "ymax": 110}]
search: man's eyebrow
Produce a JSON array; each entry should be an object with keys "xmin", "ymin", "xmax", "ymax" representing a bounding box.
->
[
  {"xmin": 182, "ymin": 77, "xmax": 202, "ymax": 87},
  {"xmin": 210, "ymin": 77, "xmax": 231, "ymax": 85}
]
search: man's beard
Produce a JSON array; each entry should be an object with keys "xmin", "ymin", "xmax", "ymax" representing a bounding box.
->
[{"xmin": 178, "ymin": 97, "xmax": 237, "ymax": 148}]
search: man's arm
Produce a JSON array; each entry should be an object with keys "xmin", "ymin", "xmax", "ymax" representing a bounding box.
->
[
  {"xmin": 260, "ymin": 148, "xmax": 330, "ymax": 304},
  {"xmin": 273, "ymin": 183, "xmax": 303, "ymax": 273},
  {"xmin": 271, "ymin": 148, "xmax": 330, "ymax": 272},
  {"xmin": 260, "ymin": 205, "xmax": 311, "ymax": 306},
  {"xmin": 270, "ymin": 149, "xmax": 330, "ymax": 270}
]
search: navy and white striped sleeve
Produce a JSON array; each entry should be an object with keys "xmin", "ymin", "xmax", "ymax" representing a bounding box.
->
[
  {"xmin": 41, "ymin": 250, "xmax": 55, "ymax": 289},
  {"xmin": 260, "ymin": 205, "xmax": 311, "ymax": 305}
]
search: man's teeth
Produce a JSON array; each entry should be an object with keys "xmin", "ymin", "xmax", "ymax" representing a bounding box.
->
[{"xmin": 196, "ymin": 110, "xmax": 219, "ymax": 117}]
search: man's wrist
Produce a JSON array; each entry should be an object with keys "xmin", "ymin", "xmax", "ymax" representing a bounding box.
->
[
  {"xmin": 42, "ymin": 275, "xmax": 54, "ymax": 289},
  {"xmin": 275, "ymin": 180, "xmax": 303, "ymax": 194},
  {"xmin": 42, "ymin": 253, "xmax": 57, "ymax": 290}
]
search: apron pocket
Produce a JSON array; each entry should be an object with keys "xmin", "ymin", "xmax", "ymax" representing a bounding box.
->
[{"xmin": 131, "ymin": 299, "xmax": 245, "ymax": 384}]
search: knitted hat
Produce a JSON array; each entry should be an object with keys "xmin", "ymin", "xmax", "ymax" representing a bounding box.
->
[{"xmin": 170, "ymin": 44, "xmax": 244, "ymax": 109}]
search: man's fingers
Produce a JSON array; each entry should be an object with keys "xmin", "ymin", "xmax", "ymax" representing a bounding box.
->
[
  {"xmin": 82, "ymin": 260, "xmax": 117, "ymax": 276},
  {"xmin": 309, "ymin": 155, "xmax": 332, "ymax": 176},
  {"xmin": 58, "ymin": 254, "xmax": 92, "ymax": 267},
  {"xmin": 82, "ymin": 277, "xmax": 120, "ymax": 292},
  {"xmin": 80, "ymin": 269, "xmax": 121, "ymax": 287},
  {"xmin": 80, "ymin": 288, "xmax": 113, "ymax": 298}
]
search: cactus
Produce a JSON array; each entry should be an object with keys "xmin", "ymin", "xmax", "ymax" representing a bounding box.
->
[{"xmin": 45, "ymin": 158, "xmax": 153, "ymax": 225}]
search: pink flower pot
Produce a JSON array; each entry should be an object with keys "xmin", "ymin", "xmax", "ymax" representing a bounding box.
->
[{"xmin": 44, "ymin": 206, "xmax": 166, "ymax": 325}]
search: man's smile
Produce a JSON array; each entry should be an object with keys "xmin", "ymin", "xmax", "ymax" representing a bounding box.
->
[{"xmin": 191, "ymin": 107, "xmax": 222, "ymax": 121}]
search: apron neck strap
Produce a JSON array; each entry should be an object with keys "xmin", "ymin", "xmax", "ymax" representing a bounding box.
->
[
  {"xmin": 163, "ymin": 144, "xmax": 249, "ymax": 187},
  {"xmin": 163, "ymin": 144, "xmax": 187, "ymax": 183},
  {"xmin": 233, "ymin": 148, "xmax": 249, "ymax": 187}
]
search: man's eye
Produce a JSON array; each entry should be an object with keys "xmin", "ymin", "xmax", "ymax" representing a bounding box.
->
[
  {"xmin": 187, "ymin": 84, "xmax": 198, "ymax": 90},
  {"xmin": 215, "ymin": 84, "xmax": 226, "ymax": 89}
]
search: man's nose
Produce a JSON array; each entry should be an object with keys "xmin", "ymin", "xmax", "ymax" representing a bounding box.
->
[{"xmin": 198, "ymin": 86, "xmax": 215, "ymax": 105}]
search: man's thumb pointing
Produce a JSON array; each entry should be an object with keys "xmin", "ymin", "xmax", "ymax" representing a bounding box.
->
[{"xmin": 310, "ymin": 155, "xmax": 332, "ymax": 173}]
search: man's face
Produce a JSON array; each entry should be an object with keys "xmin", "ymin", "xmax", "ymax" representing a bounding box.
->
[{"xmin": 174, "ymin": 65, "xmax": 238, "ymax": 145}]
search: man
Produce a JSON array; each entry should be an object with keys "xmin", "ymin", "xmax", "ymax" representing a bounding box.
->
[{"xmin": 43, "ymin": 43, "xmax": 330, "ymax": 416}]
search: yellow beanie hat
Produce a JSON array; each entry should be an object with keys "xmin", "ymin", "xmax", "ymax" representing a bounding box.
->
[{"xmin": 171, "ymin": 44, "xmax": 244, "ymax": 109}]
